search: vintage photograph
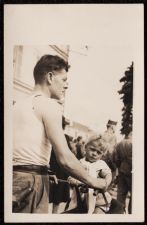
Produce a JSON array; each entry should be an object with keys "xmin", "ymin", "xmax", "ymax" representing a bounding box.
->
[
  {"xmin": 12, "ymin": 44, "xmax": 133, "ymax": 215},
  {"xmin": 4, "ymin": 4, "xmax": 144, "ymax": 223}
]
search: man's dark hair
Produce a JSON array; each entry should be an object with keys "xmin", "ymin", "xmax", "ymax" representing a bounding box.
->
[
  {"xmin": 77, "ymin": 136, "xmax": 82, "ymax": 142},
  {"xmin": 33, "ymin": 55, "xmax": 70, "ymax": 84}
]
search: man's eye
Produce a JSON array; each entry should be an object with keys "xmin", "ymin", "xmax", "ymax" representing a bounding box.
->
[
  {"xmin": 90, "ymin": 148, "xmax": 96, "ymax": 151},
  {"xmin": 97, "ymin": 151, "xmax": 102, "ymax": 155}
]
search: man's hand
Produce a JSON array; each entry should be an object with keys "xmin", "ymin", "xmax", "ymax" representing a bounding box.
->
[
  {"xmin": 49, "ymin": 175, "xmax": 58, "ymax": 184},
  {"xmin": 67, "ymin": 177, "xmax": 83, "ymax": 187}
]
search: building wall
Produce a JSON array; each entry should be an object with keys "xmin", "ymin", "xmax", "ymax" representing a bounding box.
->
[{"xmin": 65, "ymin": 121, "xmax": 95, "ymax": 141}]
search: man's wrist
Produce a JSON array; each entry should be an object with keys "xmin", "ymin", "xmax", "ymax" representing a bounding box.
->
[{"xmin": 93, "ymin": 177, "xmax": 107, "ymax": 190}]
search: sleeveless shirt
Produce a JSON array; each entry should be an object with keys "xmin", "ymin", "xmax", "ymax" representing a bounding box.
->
[{"xmin": 13, "ymin": 94, "xmax": 53, "ymax": 166}]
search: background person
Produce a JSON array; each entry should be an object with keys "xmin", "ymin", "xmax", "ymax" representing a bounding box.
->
[
  {"xmin": 68, "ymin": 137, "xmax": 77, "ymax": 156},
  {"xmin": 101, "ymin": 120, "xmax": 117, "ymax": 179},
  {"xmin": 49, "ymin": 116, "xmax": 72, "ymax": 213},
  {"xmin": 113, "ymin": 131, "xmax": 132, "ymax": 213},
  {"xmin": 76, "ymin": 136, "xmax": 85, "ymax": 160}
]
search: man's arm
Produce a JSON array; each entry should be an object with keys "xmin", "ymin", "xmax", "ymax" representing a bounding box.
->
[{"xmin": 35, "ymin": 97, "xmax": 106, "ymax": 190}]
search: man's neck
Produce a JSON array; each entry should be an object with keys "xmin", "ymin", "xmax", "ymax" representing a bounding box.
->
[
  {"xmin": 33, "ymin": 85, "xmax": 51, "ymax": 98},
  {"xmin": 107, "ymin": 128, "xmax": 114, "ymax": 134}
]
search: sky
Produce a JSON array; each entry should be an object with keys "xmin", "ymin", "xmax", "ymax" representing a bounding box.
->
[
  {"xmin": 5, "ymin": 4, "xmax": 143, "ymax": 142},
  {"xmin": 64, "ymin": 45, "xmax": 134, "ymax": 141},
  {"xmin": 55, "ymin": 5, "xmax": 144, "ymax": 142}
]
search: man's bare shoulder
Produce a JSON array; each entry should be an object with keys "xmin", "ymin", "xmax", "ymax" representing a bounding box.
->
[
  {"xmin": 34, "ymin": 96, "xmax": 62, "ymax": 121},
  {"xmin": 36, "ymin": 96, "xmax": 61, "ymax": 110}
]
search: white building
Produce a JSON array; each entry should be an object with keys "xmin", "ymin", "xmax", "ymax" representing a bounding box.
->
[{"xmin": 64, "ymin": 119, "xmax": 95, "ymax": 141}]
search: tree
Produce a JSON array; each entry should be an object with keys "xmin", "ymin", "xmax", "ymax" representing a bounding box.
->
[{"xmin": 118, "ymin": 62, "xmax": 133, "ymax": 136}]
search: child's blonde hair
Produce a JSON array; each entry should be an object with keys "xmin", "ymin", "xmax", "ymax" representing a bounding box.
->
[{"xmin": 85, "ymin": 134, "xmax": 107, "ymax": 153}]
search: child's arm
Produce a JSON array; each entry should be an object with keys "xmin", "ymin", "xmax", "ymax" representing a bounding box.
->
[
  {"xmin": 98, "ymin": 161, "xmax": 112, "ymax": 189},
  {"xmin": 104, "ymin": 173, "xmax": 112, "ymax": 189}
]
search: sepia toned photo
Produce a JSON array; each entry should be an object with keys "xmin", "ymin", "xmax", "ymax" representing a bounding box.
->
[{"xmin": 4, "ymin": 4, "xmax": 144, "ymax": 223}]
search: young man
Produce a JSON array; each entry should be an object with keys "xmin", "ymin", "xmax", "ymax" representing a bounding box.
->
[
  {"xmin": 13, "ymin": 54, "xmax": 107, "ymax": 213},
  {"xmin": 102, "ymin": 120, "xmax": 117, "ymax": 154}
]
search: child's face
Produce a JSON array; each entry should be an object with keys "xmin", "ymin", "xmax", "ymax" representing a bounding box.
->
[{"xmin": 85, "ymin": 141, "xmax": 103, "ymax": 163}]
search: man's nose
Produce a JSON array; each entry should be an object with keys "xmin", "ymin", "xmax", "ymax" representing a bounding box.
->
[
  {"xmin": 64, "ymin": 81, "xmax": 68, "ymax": 89},
  {"xmin": 92, "ymin": 152, "xmax": 97, "ymax": 156}
]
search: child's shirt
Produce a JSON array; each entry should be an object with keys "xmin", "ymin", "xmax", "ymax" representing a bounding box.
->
[{"xmin": 80, "ymin": 158, "xmax": 111, "ymax": 178}]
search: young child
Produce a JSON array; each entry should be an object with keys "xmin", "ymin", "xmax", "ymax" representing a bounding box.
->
[{"xmin": 68, "ymin": 134, "xmax": 112, "ymax": 214}]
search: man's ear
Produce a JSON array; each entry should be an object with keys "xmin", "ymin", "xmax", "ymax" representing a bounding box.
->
[{"xmin": 47, "ymin": 72, "xmax": 53, "ymax": 84}]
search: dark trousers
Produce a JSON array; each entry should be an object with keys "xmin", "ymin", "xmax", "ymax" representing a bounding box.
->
[
  {"xmin": 117, "ymin": 172, "xmax": 132, "ymax": 214},
  {"xmin": 13, "ymin": 166, "xmax": 49, "ymax": 213}
]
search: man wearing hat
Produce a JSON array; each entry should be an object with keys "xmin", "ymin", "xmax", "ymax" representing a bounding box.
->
[{"xmin": 101, "ymin": 120, "xmax": 117, "ymax": 176}]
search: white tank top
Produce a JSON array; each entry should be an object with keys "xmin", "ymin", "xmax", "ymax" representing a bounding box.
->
[{"xmin": 13, "ymin": 94, "xmax": 52, "ymax": 166}]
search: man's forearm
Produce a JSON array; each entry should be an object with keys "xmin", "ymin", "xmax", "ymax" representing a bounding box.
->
[{"xmin": 58, "ymin": 152, "xmax": 106, "ymax": 190}]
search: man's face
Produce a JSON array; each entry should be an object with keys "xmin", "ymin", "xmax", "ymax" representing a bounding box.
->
[
  {"xmin": 50, "ymin": 69, "xmax": 68, "ymax": 100},
  {"xmin": 85, "ymin": 141, "xmax": 103, "ymax": 163},
  {"xmin": 107, "ymin": 125, "xmax": 116, "ymax": 133}
]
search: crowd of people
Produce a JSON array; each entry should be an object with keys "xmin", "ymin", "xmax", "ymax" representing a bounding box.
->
[{"xmin": 12, "ymin": 54, "xmax": 132, "ymax": 214}]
